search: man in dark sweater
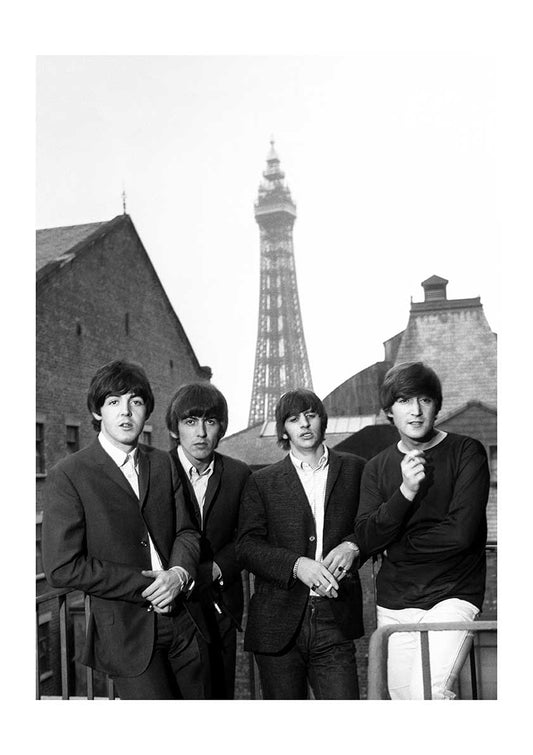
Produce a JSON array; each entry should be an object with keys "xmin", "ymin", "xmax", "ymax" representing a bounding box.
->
[{"xmin": 354, "ymin": 362, "xmax": 489, "ymax": 699}]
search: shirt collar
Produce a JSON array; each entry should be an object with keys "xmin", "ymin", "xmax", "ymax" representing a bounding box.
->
[
  {"xmin": 177, "ymin": 444, "xmax": 215, "ymax": 479},
  {"xmin": 98, "ymin": 432, "xmax": 138, "ymax": 468},
  {"xmin": 289, "ymin": 443, "xmax": 329, "ymax": 472}
]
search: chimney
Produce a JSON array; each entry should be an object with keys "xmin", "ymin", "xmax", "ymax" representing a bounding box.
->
[{"xmin": 421, "ymin": 275, "xmax": 448, "ymax": 302}]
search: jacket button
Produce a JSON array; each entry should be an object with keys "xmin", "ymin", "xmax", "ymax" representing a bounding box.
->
[
  {"xmin": 309, "ymin": 536, "xmax": 316, "ymax": 542},
  {"xmin": 140, "ymin": 540, "xmax": 148, "ymax": 547}
]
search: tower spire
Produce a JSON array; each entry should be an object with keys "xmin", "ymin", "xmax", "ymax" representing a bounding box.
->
[
  {"xmin": 248, "ymin": 141, "xmax": 313, "ymax": 427},
  {"xmin": 121, "ymin": 185, "xmax": 127, "ymax": 214}
]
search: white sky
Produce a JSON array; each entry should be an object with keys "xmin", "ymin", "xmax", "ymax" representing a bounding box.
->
[{"xmin": 37, "ymin": 54, "xmax": 501, "ymax": 434}]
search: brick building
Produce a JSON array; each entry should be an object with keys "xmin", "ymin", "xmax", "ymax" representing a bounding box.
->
[{"xmin": 36, "ymin": 213, "xmax": 211, "ymax": 696}]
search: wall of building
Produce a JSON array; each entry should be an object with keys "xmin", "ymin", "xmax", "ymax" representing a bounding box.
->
[
  {"xmin": 394, "ymin": 306, "xmax": 497, "ymax": 416},
  {"xmin": 36, "ymin": 218, "xmax": 209, "ymax": 512}
]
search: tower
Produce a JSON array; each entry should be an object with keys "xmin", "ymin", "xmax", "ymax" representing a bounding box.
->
[{"xmin": 248, "ymin": 140, "xmax": 313, "ymax": 426}]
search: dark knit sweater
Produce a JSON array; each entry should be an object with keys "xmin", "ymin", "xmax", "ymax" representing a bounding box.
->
[{"xmin": 354, "ymin": 433, "xmax": 489, "ymax": 611}]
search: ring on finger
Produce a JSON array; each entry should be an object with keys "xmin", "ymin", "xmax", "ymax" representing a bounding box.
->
[{"xmin": 337, "ymin": 566, "xmax": 345, "ymax": 572}]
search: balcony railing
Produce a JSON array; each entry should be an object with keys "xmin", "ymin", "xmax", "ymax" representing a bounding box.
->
[
  {"xmin": 36, "ymin": 587, "xmax": 115, "ymax": 700},
  {"xmin": 37, "ymin": 545, "xmax": 496, "ymax": 700},
  {"xmin": 367, "ymin": 620, "xmax": 497, "ymax": 699}
]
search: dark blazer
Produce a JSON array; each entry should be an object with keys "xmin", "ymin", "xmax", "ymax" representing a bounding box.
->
[
  {"xmin": 42, "ymin": 439, "xmax": 200, "ymax": 678},
  {"xmin": 236, "ymin": 449, "xmax": 366, "ymax": 654},
  {"xmin": 170, "ymin": 449, "xmax": 251, "ymax": 625}
]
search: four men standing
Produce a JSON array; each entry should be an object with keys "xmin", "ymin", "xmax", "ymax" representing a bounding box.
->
[{"xmin": 42, "ymin": 359, "xmax": 490, "ymax": 700}]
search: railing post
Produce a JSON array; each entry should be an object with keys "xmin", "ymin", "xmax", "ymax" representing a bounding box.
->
[
  {"xmin": 469, "ymin": 642, "xmax": 478, "ymax": 699},
  {"xmin": 58, "ymin": 594, "xmax": 70, "ymax": 699},
  {"xmin": 84, "ymin": 594, "xmax": 94, "ymax": 700},
  {"xmin": 36, "ymin": 605, "xmax": 41, "ymax": 700},
  {"xmin": 419, "ymin": 630, "xmax": 432, "ymax": 699}
]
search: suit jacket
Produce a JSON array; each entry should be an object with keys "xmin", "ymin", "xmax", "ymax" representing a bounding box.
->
[
  {"xmin": 170, "ymin": 449, "xmax": 251, "ymax": 625},
  {"xmin": 42, "ymin": 439, "xmax": 200, "ymax": 677},
  {"xmin": 236, "ymin": 449, "xmax": 366, "ymax": 654}
]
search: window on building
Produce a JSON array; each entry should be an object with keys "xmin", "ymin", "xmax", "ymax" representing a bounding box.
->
[
  {"xmin": 489, "ymin": 445, "xmax": 497, "ymax": 484},
  {"xmin": 66, "ymin": 424, "xmax": 80, "ymax": 455},
  {"xmin": 36, "ymin": 422, "xmax": 45, "ymax": 475},
  {"xmin": 38, "ymin": 612, "xmax": 53, "ymax": 682}
]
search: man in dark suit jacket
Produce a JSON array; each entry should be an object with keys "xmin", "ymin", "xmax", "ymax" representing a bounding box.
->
[
  {"xmin": 236, "ymin": 389, "xmax": 365, "ymax": 699},
  {"xmin": 166, "ymin": 382, "xmax": 251, "ymax": 698},
  {"xmin": 42, "ymin": 360, "xmax": 203, "ymax": 699}
]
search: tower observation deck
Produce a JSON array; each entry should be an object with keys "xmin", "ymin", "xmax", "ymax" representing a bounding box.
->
[{"xmin": 248, "ymin": 140, "xmax": 314, "ymax": 426}]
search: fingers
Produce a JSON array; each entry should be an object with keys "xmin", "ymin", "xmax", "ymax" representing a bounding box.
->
[
  {"xmin": 141, "ymin": 570, "xmax": 181, "ymax": 604},
  {"xmin": 309, "ymin": 565, "xmax": 339, "ymax": 597}
]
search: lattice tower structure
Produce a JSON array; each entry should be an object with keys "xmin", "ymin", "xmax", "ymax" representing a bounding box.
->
[{"xmin": 248, "ymin": 141, "xmax": 313, "ymax": 426}]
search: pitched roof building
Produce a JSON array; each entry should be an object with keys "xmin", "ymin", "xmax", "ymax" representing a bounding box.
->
[{"xmin": 36, "ymin": 213, "xmax": 211, "ymax": 512}]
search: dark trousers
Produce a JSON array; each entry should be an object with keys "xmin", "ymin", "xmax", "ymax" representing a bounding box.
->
[
  {"xmin": 254, "ymin": 596, "xmax": 359, "ymax": 700},
  {"xmin": 200, "ymin": 604, "xmax": 238, "ymax": 699},
  {"xmin": 111, "ymin": 609, "xmax": 206, "ymax": 700}
]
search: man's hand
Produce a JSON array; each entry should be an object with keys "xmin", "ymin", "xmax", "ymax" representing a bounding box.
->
[
  {"xmin": 321, "ymin": 542, "xmax": 359, "ymax": 581},
  {"xmin": 141, "ymin": 568, "xmax": 187, "ymax": 609},
  {"xmin": 295, "ymin": 557, "xmax": 339, "ymax": 598},
  {"xmin": 400, "ymin": 449, "xmax": 426, "ymax": 500}
]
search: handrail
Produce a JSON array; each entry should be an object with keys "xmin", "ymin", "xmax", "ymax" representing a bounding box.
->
[
  {"xmin": 367, "ymin": 620, "xmax": 497, "ymax": 700},
  {"xmin": 36, "ymin": 586, "xmax": 115, "ymax": 700}
]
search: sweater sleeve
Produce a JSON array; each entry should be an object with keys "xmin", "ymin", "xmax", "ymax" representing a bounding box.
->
[
  {"xmin": 354, "ymin": 457, "xmax": 414, "ymax": 561},
  {"xmin": 389, "ymin": 439, "xmax": 489, "ymax": 561}
]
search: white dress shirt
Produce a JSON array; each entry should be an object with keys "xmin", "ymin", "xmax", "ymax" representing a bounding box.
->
[
  {"xmin": 176, "ymin": 444, "xmax": 214, "ymax": 525},
  {"xmin": 290, "ymin": 444, "xmax": 329, "ymax": 595}
]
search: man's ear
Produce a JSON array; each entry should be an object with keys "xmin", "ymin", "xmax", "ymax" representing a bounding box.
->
[
  {"xmin": 170, "ymin": 431, "xmax": 178, "ymax": 439},
  {"xmin": 92, "ymin": 411, "xmax": 102, "ymax": 422}
]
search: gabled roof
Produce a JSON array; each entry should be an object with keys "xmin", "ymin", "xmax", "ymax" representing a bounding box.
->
[
  {"xmin": 422, "ymin": 274, "xmax": 449, "ymax": 286},
  {"xmin": 436, "ymin": 400, "xmax": 497, "ymax": 426},
  {"xmin": 36, "ymin": 216, "xmax": 133, "ymax": 287},
  {"xmin": 36, "ymin": 220, "xmax": 110, "ymax": 272},
  {"xmin": 36, "ymin": 213, "xmax": 211, "ymax": 379}
]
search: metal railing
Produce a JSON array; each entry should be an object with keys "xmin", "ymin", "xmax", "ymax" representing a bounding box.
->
[
  {"xmin": 367, "ymin": 620, "xmax": 497, "ymax": 699},
  {"xmin": 36, "ymin": 587, "xmax": 115, "ymax": 700}
]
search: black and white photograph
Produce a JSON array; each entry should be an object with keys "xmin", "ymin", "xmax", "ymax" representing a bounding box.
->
[{"xmin": 7, "ymin": 0, "xmax": 530, "ymax": 752}]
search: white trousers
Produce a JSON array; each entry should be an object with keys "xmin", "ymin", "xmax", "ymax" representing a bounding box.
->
[{"xmin": 377, "ymin": 598, "xmax": 479, "ymax": 700}]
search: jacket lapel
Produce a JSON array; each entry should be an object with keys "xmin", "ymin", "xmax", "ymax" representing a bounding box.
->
[
  {"xmin": 137, "ymin": 447, "xmax": 150, "ymax": 509},
  {"xmin": 324, "ymin": 449, "xmax": 342, "ymax": 511},
  {"xmin": 203, "ymin": 454, "xmax": 222, "ymax": 524},
  {"xmin": 281, "ymin": 455, "xmax": 315, "ymax": 525},
  {"xmin": 92, "ymin": 439, "xmax": 139, "ymax": 503},
  {"xmin": 171, "ymin": 450, "xmax": 202, "ymax": 528}
]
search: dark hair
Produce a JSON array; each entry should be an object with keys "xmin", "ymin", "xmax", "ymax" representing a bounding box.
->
[
  {"xmin": 87, "ymin": 360, "xmax": 154, "ymax": 431},
  {"xmin": 165, "ymin": 382, "xmax": 228, "ymax": 444},
  {"xmin": 275, "ymin": 389, "xmax": 328, "ymax": 450},
  {"xmin": 380, "ymin": 362, "xmax": 443, "ymax": 421}
]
